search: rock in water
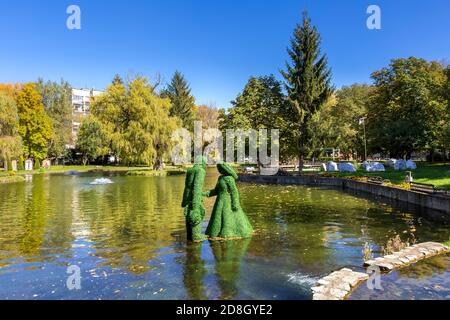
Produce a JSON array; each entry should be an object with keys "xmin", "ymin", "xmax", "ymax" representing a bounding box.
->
[
  {"xmin": 327, "ymin": 161, "xmax": 339, "ymax": 172},
  {"xmin": 90, "ymin": 178, "xmax": 114, "ymax": 185},
  {"xmin": 338, "ymin": 162, "xmax": 356, "ymax": 173},
  {"xmin": 406, "ymin": 160, "xmax": 417, "ymax": 170}
]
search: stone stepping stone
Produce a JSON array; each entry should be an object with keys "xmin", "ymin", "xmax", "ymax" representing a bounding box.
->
[
  {"xmin": 364, "ymin": 242, "xmax": 450, "ymax": 273},
  {"xmin": 313, "ymin": 242, "xmax": 449, "ymax": 300},
  {"xmin": 312, "ymin": 268, "xmax": 369, "ymax": 300}
]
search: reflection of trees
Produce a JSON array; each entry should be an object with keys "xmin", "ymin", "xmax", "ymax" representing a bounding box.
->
[
  {"xmin": 240, "ymin": 183, "xmax": 450, "ymax": 273},
  {"xmin": 397, "ymin": 255, "xmax": 449, "ymax": 279},
  {"xmin": 183, "ymin": 242, "xmax": 207, "ymax": 300},
  {"xmin": 210, "ymin": 238, "xmax": 250, "ymax": 300},
  {"xmin": 0, "ymin": 175, "xmax": 75, "ymax": 268},
  {"xmin": 80, "ymin": 176, "xmax": 187, "ymax": 274}
]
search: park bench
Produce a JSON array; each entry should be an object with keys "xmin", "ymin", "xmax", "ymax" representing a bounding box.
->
[
  {"xmin": 367, "ymin": 176, "xmax": 385, "ymax": 185},
  {"xmin": 410, "ymin": 182, "xmax": 436, "ymax": 194}
]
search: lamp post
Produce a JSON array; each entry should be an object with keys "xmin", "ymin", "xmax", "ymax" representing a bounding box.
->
[{"xmin": 359, "ymin": 117, "xmax": 368, "ymax": 161}]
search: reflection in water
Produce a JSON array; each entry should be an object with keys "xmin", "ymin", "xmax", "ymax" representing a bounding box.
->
[
  {"xmin": 183, "ymin": 242, "xmax": 207, "ymax": 300},
  {"xmin": 0, "ymin": 173, "xmax": 449, "ymax": 300},
  {"xmin": 351, "ymin": 255, "xmax": 450, "ymax": 300},
  {"xmin": 210, "ymin": 238, "xmax": 251, "ymax": 300}
]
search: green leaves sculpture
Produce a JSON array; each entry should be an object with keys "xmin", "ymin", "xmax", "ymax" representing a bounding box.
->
[
  {"xmin": 204, "ymin": 163, "xmax": 253, "ymax": 239},
  {"xmin": 182, "ymin": 157, "xmax": 208, "ymax": 242}
]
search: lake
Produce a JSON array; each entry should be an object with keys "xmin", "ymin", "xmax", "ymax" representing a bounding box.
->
[{"xmin": 0, "ymin": 171, "xmax": 449, "ymax": 300}]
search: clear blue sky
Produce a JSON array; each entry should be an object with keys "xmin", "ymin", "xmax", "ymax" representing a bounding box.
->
[{"xmin": 1, "ymin": 0, "xmax": 449, "ymax": 108}]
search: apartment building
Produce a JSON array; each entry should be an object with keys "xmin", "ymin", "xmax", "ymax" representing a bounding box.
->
[{"xmin": 71, "ymin": 88, "xmax": 103, "ymax": 147}]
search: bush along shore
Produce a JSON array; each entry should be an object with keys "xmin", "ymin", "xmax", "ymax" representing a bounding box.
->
[
  {"xmin": 0, "ymin": 175, "xmax": 25, "ymax": 184},
  {"xmin": 0, "ymin": 165, "xmax": 188, "ymax": 184}
]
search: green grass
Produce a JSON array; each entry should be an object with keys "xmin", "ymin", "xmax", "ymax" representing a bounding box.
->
[
  {"xmin": 1, "ymin": 165, "xmax": 187, "ymax": 179},
  {"xmin": 444, "ymin": 239, "xmax": 450, "ymax": 247},
  {"xmin": 126, "ymin": 169, "xmax": 186, "ymax": 177},
  {"xmin": 319, "ymin": 162, "xmax": 450, "ymax": 190}
]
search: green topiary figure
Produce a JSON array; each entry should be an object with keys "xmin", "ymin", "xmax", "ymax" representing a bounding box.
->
[
  {"xmin": 204, "ymin": 163, "xmax": 253, "ymax": 239},
  {"xmin": 182, "ymin": 156, "xmax": 208, "ymax": 242}
]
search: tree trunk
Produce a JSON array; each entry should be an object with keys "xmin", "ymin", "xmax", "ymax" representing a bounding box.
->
[
  {"xmin": 153, "ymin": 157, "xmax": 163, "ymax": 171},
  {"xmin": 429, "ymin": 149, "xmax": 435, "ymax": 163},
  {"xmin": 298, "ymin": 154, "xmax": 304, "ymax": 174}
]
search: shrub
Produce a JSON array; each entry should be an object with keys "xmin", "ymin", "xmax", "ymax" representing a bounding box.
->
[
  {"xmin": 35, "ymin": 159, "xmax": 41, "ymax": 170},
  {"xmin": 7, "ymin": 160, "xmax": 13, "ymax": 171},
  {"xmin": 18, "ymin": 158, "xmax": 24, "ymax": 171},
  {"xmin": 381, "ymin": 234, "xmax": 416, "ymax": 255}
]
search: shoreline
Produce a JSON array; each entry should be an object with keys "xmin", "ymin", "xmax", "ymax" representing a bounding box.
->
[{"xmin": 238, "ymin": 174, "xmax": 450, "ymax": 215}]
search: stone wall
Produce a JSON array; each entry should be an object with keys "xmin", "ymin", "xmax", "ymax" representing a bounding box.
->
[{"xmin": 238, "ymin": 174, "xmax": 450, "ymax": 215}]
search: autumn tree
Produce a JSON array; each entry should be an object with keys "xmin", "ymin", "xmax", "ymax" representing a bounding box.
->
[
  {"xmin": 15, "ymin": 83, "xmax": 53, "ymax": 161},
  {"xmin": 0, "ymin": 92, "xmax": 22, "ymax": 164},
  {"xmin": 196, "ymin": 104, "xmax": 220, "ymax": 129}
]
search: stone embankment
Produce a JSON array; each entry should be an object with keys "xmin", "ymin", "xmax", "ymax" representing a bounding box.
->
[
  {"xmin": 312, "ymin": 242, "xmax": 450, "ymax": 300},
  {"xmin": 363, "ymin": 242, "xmax": 449, "ymax": 272}
]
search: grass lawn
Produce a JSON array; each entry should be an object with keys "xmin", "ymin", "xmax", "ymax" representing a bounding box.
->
[
  {"xmin": 323, "ymin": 162, "xmax": 450, "ymax": 190},
  {"xmin": 0, "ymin": 165, "xmax": 178, "ymax": 179}
]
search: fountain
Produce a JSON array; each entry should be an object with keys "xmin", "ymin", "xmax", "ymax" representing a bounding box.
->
[{"xmin": 90, "ymin": 178, "xmax": 114, "ymax": 185}]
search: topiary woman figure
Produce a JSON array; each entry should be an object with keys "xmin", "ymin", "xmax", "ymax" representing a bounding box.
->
[{"xmin": 204, "ymin": 163, "xmax": 253, "ymax": 239}]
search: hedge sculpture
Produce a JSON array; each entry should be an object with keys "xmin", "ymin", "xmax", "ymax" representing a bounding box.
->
[
  {"xmin": 204, "ymin": 163, "xmax": 253, "ymax": 239},
  {"xmin": 182, "ymin": 156, "xmax": 208, "ymax": 242}
]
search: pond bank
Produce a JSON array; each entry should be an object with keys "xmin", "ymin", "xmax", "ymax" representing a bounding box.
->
[
  {"xmin": 238, "ymin": 174, "xmax": 450, "ymax": 215},
  {"xmin": 312, "ymin": 242, "xmax": 450, "ymax": 300},
  {"xmin": 0, "ymin": 175, "xmax": 25, "ymax": 184}
]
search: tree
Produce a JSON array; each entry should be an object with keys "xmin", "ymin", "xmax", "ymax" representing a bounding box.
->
[
  {"xmin": 76, "ymin": 116, "xmax": 109, "ymax": 165},
  {"xmin": 221, "ymin": 76, "xmax": 285, "ymax": 131},
  {"xmin": 0, "ymin": 93, "xmax": 23, "ymax": 164},
  {"xmin": 219, "ymin": 75, "xmax": 286, "ymax": 164},
  {"xmin": 162, "ymin": 71, "xmax": 196, "ymax": 131},
  {"xmin": 0, "ymin": 83, "xmax": 22, "ymax": 97},
  {"xmin": 312, "ymin": 85, "xmax": 372, "ymax": 159},
  {"xmin": 281, "ymin": 11, "xmax": 333, "ymax": 171},
  {"xmin": 15, "ymin": 83, "xmax": 53, "ymax": 161},
  {"xmin": 36, "ymin": 79, "xmax": 73, "ymax": 160},
  {"xmin": 196, "ymin": 104, "xmax": 220, "ymax": 129},
  {"xmin": 367, "ymin": 58, "xmax": 447, "ymax": 159},
  {"xmin": 91, "ymin": 76, "xmax": 181, "ymax": 169}
]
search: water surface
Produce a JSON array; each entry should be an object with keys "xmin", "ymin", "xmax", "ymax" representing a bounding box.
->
[{"xmin": 0, "ymin": 172, "xmax": 449, "ymax": 300}]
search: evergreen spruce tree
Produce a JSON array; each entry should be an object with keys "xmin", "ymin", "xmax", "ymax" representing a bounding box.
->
[
  {"xmin": 281, "ymin": 11, "xmax": 333, "ymax": 172},
  {"xmin": 162, "ymin": 71, "xmax": 196, "ymax": 131}
]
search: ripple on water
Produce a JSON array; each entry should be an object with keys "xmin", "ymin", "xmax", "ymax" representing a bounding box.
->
[{"xmin": 0, "ymin": 174, "xmax": 449, "ymax": 299}]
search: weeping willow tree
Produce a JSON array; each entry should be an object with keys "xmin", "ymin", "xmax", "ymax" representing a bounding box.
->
[
  {"xmin": 88, "ymin": 76, "xmax": 181, "ymax": 169},
  {"xmin": 0, "ymin": 93, "xmax": 22, "ymax": 167}
]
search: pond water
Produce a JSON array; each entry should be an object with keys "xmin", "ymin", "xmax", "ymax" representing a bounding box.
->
[{"xmin": 0, "ymin": 172, "xmax": 449, "ymax": 300}]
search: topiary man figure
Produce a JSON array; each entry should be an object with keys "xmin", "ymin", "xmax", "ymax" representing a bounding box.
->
[{"xmin": 182, "ymin": 156, "xmax": 208, "ymax": 242}]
